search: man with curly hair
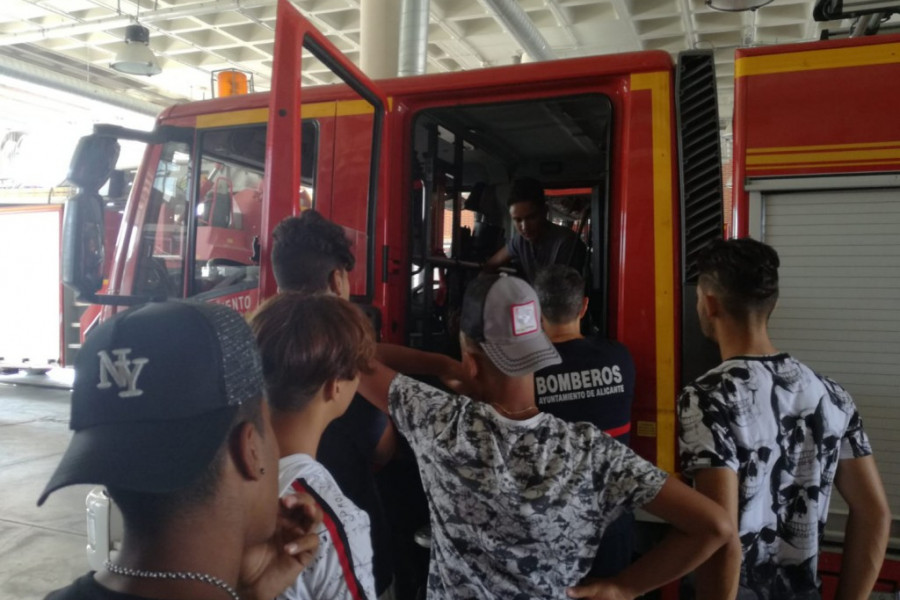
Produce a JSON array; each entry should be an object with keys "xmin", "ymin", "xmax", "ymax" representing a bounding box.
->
[{"xmin": 272, "ymin": 210, "xmax": 356, "ymax": 297}]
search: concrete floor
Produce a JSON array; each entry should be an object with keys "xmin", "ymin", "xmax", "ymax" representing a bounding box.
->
[{"xmin": 0, "ymin": 374, "xmax": 95, "ymax": 599}]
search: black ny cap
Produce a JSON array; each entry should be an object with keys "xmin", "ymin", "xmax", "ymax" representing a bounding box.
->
[{"xmin": 38, "ymin": 301, "xmax": 263, "ymax": 505}]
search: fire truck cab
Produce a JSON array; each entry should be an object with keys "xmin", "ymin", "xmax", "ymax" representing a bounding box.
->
[{"xmin": 65, "ymin": 0, "xmax": 725, "ymax": 472}]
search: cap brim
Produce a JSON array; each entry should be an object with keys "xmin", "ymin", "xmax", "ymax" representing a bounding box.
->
[
  {"xmin": 38, "ymin": 406, "xmax": 237, "ymax": 506},
  {"xmin": 480, "ymin": 332, "xmax": 561, "ymax": 377}
]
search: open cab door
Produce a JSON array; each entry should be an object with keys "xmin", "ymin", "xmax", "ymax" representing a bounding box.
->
[{"xmin": 263, "ymin": 0, "xmax": 390, "ymax": 305}]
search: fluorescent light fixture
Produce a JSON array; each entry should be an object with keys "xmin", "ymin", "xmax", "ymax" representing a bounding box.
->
[
  {"xmin": 110, "ymin": 24, "xmax": 161, "ymax": 76},
  {"xmin": 707, "ymin": 0, "xmax": 774, "ymax": 10}
]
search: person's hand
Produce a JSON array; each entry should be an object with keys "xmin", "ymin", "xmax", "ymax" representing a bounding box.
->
[
  {"xmin": 238, "ymin": 493, "xmax": 322, "ymax": 600},
  {"xmin": 566, "ymin": 577, "xmax": 635, "ymax": 600}
]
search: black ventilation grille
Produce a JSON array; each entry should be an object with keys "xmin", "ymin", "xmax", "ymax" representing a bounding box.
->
[{"xmin": 676, "ymin": 50, "xmax": 724, "ymax": 284}]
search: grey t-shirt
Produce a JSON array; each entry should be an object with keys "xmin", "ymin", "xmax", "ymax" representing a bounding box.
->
[
  {"xmin": 506, "ymin": 221, "xmax": 586, "ymax": 282},
  {"xmin": 388, "ymin": 374, "xmax": 666, "ymax": 599}
]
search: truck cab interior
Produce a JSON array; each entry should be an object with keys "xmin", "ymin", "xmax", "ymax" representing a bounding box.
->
[
  {"xmin": 407, "ymin": 93, "xmax": 613, "ymax": 356},
  {"xmin": 131, "ymin": 122, "xmax": 319, "ymax": 304}
]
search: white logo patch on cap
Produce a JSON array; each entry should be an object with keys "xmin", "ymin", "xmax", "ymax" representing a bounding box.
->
[
  {"xmin": 97, "ymin": 349, "xmax": 149, "ymax": 398},
  {"xmin": 511, "ymin": 301, "xmax": 539, "ymax": 336}
]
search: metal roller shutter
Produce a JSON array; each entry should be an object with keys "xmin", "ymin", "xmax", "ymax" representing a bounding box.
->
[{"xmin": 762, "ymin": 187, "xmax": 900, "ymax": 539}]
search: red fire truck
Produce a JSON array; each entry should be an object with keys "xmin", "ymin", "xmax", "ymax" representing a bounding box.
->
[{"xmin": 62, "ymin": 0, "xmax": 900, "ymax": 595}]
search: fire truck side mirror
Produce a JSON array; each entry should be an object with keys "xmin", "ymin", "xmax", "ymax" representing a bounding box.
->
[
  {"xmin": 62, "ymin": 191, "xmax": 105, "ymax": 300},
  {"xmin": 67, "ymin": 134, "xmax": 120, "ymax": 193}
]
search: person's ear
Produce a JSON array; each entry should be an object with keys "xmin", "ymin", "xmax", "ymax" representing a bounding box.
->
[
  {"xmin": 322, "ymin": 379, "xmax": 339, "ymax": 403},
  {"xmin": 327, "ymin": 270, "xmax": 342, "ymax": 296},
  {"xmin": 461, "ymin": 349, "xmax": 480, "ymax": 380},
  {"xmin": 578, "ymin": 296, "xmax": 590, "ymax": 320},
  {"xmin": 700, "ymin": 289, "xmax": 721, "ymax": 319},
  {"xmin": 232, "ymin": 421, "xmax": 264, "ymax": 482}
]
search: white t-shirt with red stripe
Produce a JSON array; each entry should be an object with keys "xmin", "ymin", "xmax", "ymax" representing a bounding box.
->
[{"xmin": 278, "ymin": 453, "xmax": 376, "ymax": 600}]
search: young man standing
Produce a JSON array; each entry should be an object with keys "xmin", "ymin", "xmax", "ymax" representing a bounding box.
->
[
  {"xmin": 678, "ymin": 238, "xmax": 891, "ymax": 599},
  {"xmin": 271, "ymin": 210, "xmax": 396, "ymax": 597},
  {"xmin": 40, "ymin": 301, "xmax": 320, "ymax": 600},
  {"xmin": 360, "ymin": 273, "xmax": 734, "ymax": 598},
  {"xmin": 484, "ymin": 177, "xmax": 586, "ymax": 282},
  {"xmin": 533, "ymin": 265, "xmax": 637, "ymax": 578},
  {"xmin": 252, "ymin": 293, "xmax": 378, "ymax": 600}
]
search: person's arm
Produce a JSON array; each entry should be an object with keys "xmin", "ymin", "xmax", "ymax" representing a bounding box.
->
[
  {"xmin": 372, "ymin": 419, "xmax": 397, "ymax": 467},
  {"xmin": 357, "ymin": 359, "xmax": 397, "ymax": 414},
  {"xmin": 691, "ymin": 468, "xmax": 742, "ymax": 600},
  {"xmin": 566, "ymin": 477, "xmax": 734, "ymax": 600},
  {"xmin": 833, "ymin": 455, "xmax": 891, "ymax": 600},
  {"xmin": 376, "ymin": 343, "xmax": 473, "ymax": 395},
  {"xmin": 484, "ymin": 245, "xmax": 511, "ymax": 272}
]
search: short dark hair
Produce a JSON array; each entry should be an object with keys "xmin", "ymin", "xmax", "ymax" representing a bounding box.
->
[
  {"xmin": 696, "ymin": 238, "xmax": 780, "ymax": 320},
  {"xmin": 107, "ymin": 395, "xmax": 263, "ymax": 533},
  {"xmin": 250, "ymin": 293, "xmax": 375, "ymax": 412},
  {"xmin": 534, "ymin": 265, "xmax": 584, "ymax": 324},
  {"xmin": 271, "ymin": 210, "xmax": 355, "ymax": 293},
  {"xmin": 506, "ymin": 177, "xmax": 546, "ymax": 208}
]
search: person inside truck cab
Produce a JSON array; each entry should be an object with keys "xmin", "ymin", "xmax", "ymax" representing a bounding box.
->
[
  {"xmin": 271, "ymin": 210, "xmax": 397, "ymax": 597},
  {"xmin": 678, "ymin": 238, "xmax": 891, "ymax": 600},
  {"xmin": 358, "ymin": 273, "xmax": 735, "ymax": 599},
  {"xmin": 483, "ymin": 177, "xmax": 586, "ymax": 283},
  {"xmin": 38, "ymin": 301, "xmax": 321, "ymax": 600}
]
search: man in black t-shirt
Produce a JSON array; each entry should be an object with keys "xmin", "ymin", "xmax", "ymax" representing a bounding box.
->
[
  {"xmin": 484, "ymin": 177, "xmax": 586, "ymax": 283},
  {"xmin": 533, "ymin": 265, "xmax": 636, "ymax": 578}
]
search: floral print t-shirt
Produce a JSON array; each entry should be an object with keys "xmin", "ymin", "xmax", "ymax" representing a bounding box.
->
[{"xmin": 388, "ymin": 374, "xmax": 666, "ymax": 599}]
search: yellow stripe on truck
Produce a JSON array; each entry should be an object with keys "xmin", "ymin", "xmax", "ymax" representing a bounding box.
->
[
  {"xmin": 735, "ymin": 42, "xmax": 900, "ymax": 78},
  {"xmin": 748, "ymin": 140, "xmax": 900, "ymax": 154},
  {"xmin": 747, "ymin": 146, "xmax": 900, "ymax": 167},
  {"xmin": 632, "ymin": 71, "xmax": 676, "ymax": 474},
  {"xmin": 195, "ymin": 98, "xmax": 392, "ymax": 129},
  {"xmin": 196, "ymin": 107, "xmax": 269, "ymax": 128}
]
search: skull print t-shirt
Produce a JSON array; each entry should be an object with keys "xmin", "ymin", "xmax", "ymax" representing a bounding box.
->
[
  {"xmin": 388, "ymin": 374, "xmax": 666, "ymax": 599},
  {"xmin": 678, "ymin": 354, "xmax": 872, "ymax": 599}
]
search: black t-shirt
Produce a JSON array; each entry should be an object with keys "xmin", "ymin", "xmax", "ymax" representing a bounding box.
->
[
  {"xmin": 317, "ymin": 393, "xmax": 393, "ymax": 594},
  {"xmin": 534, "ymin": 337, "xmax": 635, "ymax": 444},
  {"xmin": 534, "ymin": 337, "xmax": 637, "ymax": 578},
  {"xmin": 45, "ymin": 574, "xmax": 144, "ymax": 600}
]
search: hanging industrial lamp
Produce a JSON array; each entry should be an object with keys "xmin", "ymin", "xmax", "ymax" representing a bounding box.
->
[
  {"xmin": 110, "ymin": 23, "xmax": 161, "ymax": 76},
  {"xmin": 707, "ymin": 0, "xmax": 773, "ymax": 11}
]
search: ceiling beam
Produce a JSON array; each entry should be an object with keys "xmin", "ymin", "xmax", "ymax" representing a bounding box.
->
[
  {"xmin": 478, "ymin": 0, "xmax": 556, "ymax": 61},
  {"xmin": 546, "ymin": 0, "xmax": 578, "ymax": 47},
  {"xmin": 607, "ymin": 0, "xmax": 643, "ymax": 50}
]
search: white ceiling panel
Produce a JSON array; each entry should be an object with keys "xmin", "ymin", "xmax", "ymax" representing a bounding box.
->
[{"xmin": 0, "ymin": 0, "xmax": 896, "ymax": 131}]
